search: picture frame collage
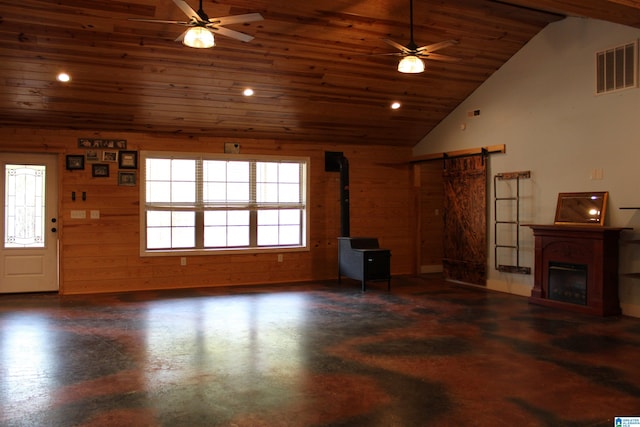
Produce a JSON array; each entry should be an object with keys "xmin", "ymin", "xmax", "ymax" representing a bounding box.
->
[{"xmin": 67, "ymin": 138, "xmax": 138, "ymax": 186}]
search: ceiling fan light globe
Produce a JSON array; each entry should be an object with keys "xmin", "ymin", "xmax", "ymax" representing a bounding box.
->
[
  {"xmin": 398, "ymin": 55, "xmax": 425, "ymax": 73},
  {"xmin": 183, "ymin": 27, "xmax": 215, "ymax": 48}
]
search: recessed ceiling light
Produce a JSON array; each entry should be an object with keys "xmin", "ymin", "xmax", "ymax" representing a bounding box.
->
[
  {"xmin": 391, "ymin": 102, "xmax": 401, "ymax": 110},
  {"xmin": 243, "ymin": 88, "xmax": 254, "ymax": 96},
  {"xmin": 56, "ymin": 72, "xmax": 71, "ymax": 83}
]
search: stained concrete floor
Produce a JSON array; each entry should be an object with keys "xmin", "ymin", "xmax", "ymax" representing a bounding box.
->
[{"xmin": 1, "ymin": 275, "xmax": 640, "ymax": 426}]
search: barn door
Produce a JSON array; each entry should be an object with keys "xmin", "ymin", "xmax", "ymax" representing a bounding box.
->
[{"xmin": 442, "ymin": 155, "xmax": 487, "ymax": 285}]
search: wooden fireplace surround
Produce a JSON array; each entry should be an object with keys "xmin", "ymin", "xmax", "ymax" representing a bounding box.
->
[{"xmin": 526, "ymin": 224, "xmax": 628, "ymax": 316}]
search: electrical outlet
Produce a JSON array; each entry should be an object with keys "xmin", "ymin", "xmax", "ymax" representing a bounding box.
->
[
  {"xmin": 277, "ymin": 254, "xmax": 283, "ymax": 263},
  {"xmin": 180, "ymin": 257, "xmax": 187, "ymax": 266},
  {"xmin": 70, "ymin": 210, "xmax": 86, "ymax": 219},
  {"xmin": 224, "ymin": 142, "xmax": 240, "ymax": 154}
]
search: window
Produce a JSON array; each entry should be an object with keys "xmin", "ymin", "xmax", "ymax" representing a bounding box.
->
[
  {"xmin": 141, "ymin": 151, "xmax": 308, "ymax": 255},
  {"xmin": 4, "ymin": 164, "xmax": 46, "ymax": 248},
  {"xmin": 596, "ymin": 41, "xmax": 637, "ymax": 94}
]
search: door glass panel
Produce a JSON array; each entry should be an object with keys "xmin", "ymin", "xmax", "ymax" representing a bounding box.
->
[{"xmin": 4, "ymin": 164, "xmax": 46, "ymax": 248}]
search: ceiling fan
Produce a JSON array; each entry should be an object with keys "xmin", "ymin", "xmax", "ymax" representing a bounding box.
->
[
  {"xmin": 129, "ymin": 0, "xmax": 263, "ymax": 48},
  {"xmin": 381, "ymin": 0, "xmax": 459, "ymax": 73}
]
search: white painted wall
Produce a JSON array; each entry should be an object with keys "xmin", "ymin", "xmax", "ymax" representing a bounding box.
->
[{"xmin": 414, "ymin": 17, "xmax": 640, "ymax": 317}]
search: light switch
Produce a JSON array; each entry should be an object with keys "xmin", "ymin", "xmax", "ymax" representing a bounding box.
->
[
  {"xmin": 90, "ymin": 210, "xmax": 100, "ymax": 219},
  {"xmin": 590, "ymin": 168, "xmax": 604, "ymax": 180}
]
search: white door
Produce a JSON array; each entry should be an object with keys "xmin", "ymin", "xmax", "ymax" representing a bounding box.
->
[{"xmin": 0, "ymin": 153, "xmax": 58, "ymax": 293}]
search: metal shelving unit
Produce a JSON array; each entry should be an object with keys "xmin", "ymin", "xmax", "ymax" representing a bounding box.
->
[{"xmin": 494, "ymin": 170, "xmax": 531, "ymax": 274}]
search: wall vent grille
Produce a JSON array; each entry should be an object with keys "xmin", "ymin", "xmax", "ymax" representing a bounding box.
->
[{"xmin": 595, "ymin": 40, "xmax": 638, "ymax": 94}]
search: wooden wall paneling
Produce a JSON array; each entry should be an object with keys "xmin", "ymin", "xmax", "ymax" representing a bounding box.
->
[
  {"xmin": 413, "ymin": 164, "xmax": 421, "ymax": 275},
  {"xmin": 419, "ymin": 161, "xmax": 445, "ymax": 273},
  {"xmin": 344, "ymin": 148, "xmax": 414, "ymax": 275},
  {"xmin": 0, "ymin": 128, "xmax": 414, "ymax": 294}
]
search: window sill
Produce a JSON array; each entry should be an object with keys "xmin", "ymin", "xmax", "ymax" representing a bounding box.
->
[{"xmin": 140, "ymin": 245, "xmax": 309, "ymax": 257}]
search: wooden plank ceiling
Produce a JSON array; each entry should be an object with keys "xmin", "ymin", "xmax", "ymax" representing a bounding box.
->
[{"xmin": 0, "ymin": 0, "xmax": 639, "ymax": 146}]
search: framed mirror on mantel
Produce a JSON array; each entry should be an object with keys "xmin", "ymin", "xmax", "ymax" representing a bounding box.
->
[{"xmin": 554, "ymin": 191, "xmax": 608, "ymax": 226}]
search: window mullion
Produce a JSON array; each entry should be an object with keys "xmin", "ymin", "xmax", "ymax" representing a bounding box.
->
[
  {"xmin": 195, "ymin": 158, "xmax": 204, "ymax": 248},
  {"xmin": 249, "ymin": 161, "xmax": 257, "ymax": 246}
]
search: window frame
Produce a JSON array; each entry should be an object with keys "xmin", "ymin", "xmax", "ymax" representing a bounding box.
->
[
  {"xmin": 595, "ymin": 40, "xmax": 638, "ymax": 95},
  {"xmin": 140, "ymin": 150, "xmax": 310, "ymax": 257}
]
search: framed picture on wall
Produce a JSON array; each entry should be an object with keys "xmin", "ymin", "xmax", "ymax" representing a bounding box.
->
[
  {"xmin": 118, "ymin": 171, "xmax": 136, "ymax": 186},
  {"xmin": 92, "ymin": 163, "xmax": 109, "ymax": 178},
  {"xmin": 102, "ymin": 150, "xmax": 118, "ymax": 162},
  {"xmin": 118, "ymin": 151, "xmax": 138, "ymax": 169},
  {"xmin": 85, "ymin": 150, "xmax": 100, "ymax": 162},
  {"xmin": 66, "ymin": 155, "xmax": 85, "ymax": 170}
]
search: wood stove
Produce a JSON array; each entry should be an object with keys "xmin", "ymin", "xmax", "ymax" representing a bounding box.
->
[
  {"xmin": 338, "ymin": 237, "xmax": 391, "ymax": 291},
  {"xmin": 326, "ymin": 151, "xmax": 391, "ymax": 291}
]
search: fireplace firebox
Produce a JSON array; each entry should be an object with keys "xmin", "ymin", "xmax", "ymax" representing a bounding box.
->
[{"xmin": 548, "ymin": 262, "xmax": 587, "ymax": 305}]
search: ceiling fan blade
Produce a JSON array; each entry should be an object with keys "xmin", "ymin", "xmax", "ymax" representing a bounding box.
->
[
  {"xmin": 210, "ymin": 26, "xmax": 255, "ymax": 42},
  {"xmin": 372, "ymin": 52, "xmax": 404, "ymax": 57},
  {"xmin": 382, "ymin": 38, "xmax": 411, "ymax": 53},
  {"xmin": 128, "ymin": 18, "xmax": 190, "ymax": 25},
  {"xmin": 210, "ymin": 13, "xmax": 264, "ymax": 26},
  {"xmin": 416, "ymin": 39, "xmax": 459, "ymax": 53},
  {"xmin": 174, "ymin": 29, "xmax": 190, "ymax": 43},
  {"xmin": 419, "ymin": 52, "xmax": 462, "ymax": 62},
  {"xmin": 172, "ymin": 0, "xmax": 201, "ymax": 21}
]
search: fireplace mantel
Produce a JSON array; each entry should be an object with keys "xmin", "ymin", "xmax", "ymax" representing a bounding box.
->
[{"xmin": 525, "ymin": 224, "xmax": 630, "ymax": 316}]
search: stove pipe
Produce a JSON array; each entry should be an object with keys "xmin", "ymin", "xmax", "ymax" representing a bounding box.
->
[{"xmin": 339, "ymin": 156, "xmax": 350, "ymax": 237}]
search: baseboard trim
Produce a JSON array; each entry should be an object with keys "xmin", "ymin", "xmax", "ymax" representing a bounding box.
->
[{"xmin": 420, "ymin": 265, "xmax": 443, "ymax": 274}]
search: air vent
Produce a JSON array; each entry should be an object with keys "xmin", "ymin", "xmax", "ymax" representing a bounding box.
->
[{"xmin": 595, "ymin": 41, "xmax": 638, "ymax": 94}]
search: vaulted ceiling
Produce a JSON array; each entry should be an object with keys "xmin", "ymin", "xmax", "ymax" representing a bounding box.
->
[{"xmin": 1, "ymin": 0, "xmax": 639, "ymax": 146}]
